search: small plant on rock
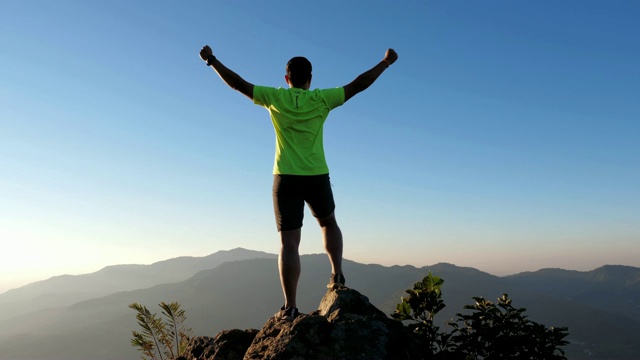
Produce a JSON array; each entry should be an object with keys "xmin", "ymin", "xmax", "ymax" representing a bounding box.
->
[
  {"xmin": 392, "ymin": 272, "xmax": 458, "ymax": 358},
  {"xmin": 129, "ymin": 301, "xmax": 192, "ymax": 360}
]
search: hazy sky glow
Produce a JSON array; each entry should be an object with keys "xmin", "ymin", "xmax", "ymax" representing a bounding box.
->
[{"xmin": 2, "ymin": 1, "xmax": 639, "ymax": 293}]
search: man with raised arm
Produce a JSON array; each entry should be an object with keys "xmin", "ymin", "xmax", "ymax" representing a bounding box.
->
[{"xmin": 199, "ymin": 45, "xmax": 398, "ymax": 320}]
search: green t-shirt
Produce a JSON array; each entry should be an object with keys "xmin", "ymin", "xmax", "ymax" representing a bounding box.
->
[{"xmin": 253, "ymin": 86, "xmax": 345, "ymax": 175}]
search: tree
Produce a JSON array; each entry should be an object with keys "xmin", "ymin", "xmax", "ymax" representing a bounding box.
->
[
  {"xmin": 393, "ymin": 273, "xmax": 570, "ymax": 360},
  {"xmin": 129, "ymin": 302, "xmax": 192, "ymax": 360}
]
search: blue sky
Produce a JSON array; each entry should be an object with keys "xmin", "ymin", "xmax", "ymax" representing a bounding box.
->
[{"xmin": 1, "ymin": 1, "xmax": 639, "ymax": 293}]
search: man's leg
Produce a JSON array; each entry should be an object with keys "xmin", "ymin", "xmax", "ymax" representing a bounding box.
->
[
  {"xmin": 279, "ymin": 228, "xmax": 301, "ymax": 309},
  {"xmin": 317, "ymin": 212, "xmax": 343, "ymax": 276}
]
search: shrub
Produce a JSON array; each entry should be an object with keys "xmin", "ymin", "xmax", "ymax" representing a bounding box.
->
[
  {"xmin": 393, "ymin": 273, "xmax": 569, "ymax": 360},
  {"xmin": 129, "ymin": 302, "xmax": 192, "ymax": 360}
]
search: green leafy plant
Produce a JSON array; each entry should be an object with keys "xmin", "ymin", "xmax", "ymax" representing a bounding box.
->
[
  {"xmin": 392, "ymin": 272, "xmax": 456, "ymax": 357},
  {"xmin": 449, "ymin": 294, "xmax": 569, "ymax": 359},
  {"xmin": 129, "ymin": 302, "xmax": 192, "ymax": 360},
  {"xmin": 393, "ymin": 274, "xmax": 570, "ymax": 360}
]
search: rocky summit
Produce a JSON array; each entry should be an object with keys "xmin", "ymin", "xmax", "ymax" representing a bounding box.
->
[{"xmin": 181, "ymin": 287, "xmax": 415, "ymax": 360}]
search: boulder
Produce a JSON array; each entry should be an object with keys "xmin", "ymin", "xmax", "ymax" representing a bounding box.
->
[
  {"xmin": 181, "ymin": 287, "xmax": 415, "ymax": 360},
  {"xmin": 180, "ymin": 329, "xmax": 259, "ymax": 360}
]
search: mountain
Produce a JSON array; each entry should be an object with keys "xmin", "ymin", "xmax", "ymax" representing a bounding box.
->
[
  {"xmin": 0, "ymin": 252, "xmax": 639, "ymax": 359},
  {"xmin": 505, "ymin": 265, "xmax": 640, "ymax": 321},
  {"xmin": 0, "ymin": 248, "xmax": 276, "ymax": 322}
]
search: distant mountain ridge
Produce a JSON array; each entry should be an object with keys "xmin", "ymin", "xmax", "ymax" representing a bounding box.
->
[
  {"xmin": 0, "ymin": 248, "xmax": 276, "ymax": 322},
  {"xmin": 0, "ymin": 249, "xmax": 639, "ymax": 359},
  {"xmin": 505, "ymin": 264, "xmax": 640, "ymax": 322}
]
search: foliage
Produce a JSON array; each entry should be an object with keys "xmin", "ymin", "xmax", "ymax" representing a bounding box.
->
[
  {"xmin": 129, "ymin": 302, "xmax": 192, "ymax": 360},
  {"xmin": 392, "ymin": 272, "xmax": 457, "ymax": 357},
  {"xmin": 392, "ymin": 273, "xmax": 570, "ymax": 360}
]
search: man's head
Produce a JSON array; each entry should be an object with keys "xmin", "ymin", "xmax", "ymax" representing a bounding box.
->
[{"xmin": 285, "ymin": 57, "xmax": 312, "ymax": 89}]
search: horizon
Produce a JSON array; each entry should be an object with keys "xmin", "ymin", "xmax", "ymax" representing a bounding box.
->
[
  {"xmin": 2, "ymin": 2, "xmax": 639, "ymax": 295},
  {"xmin": 2, "ymin": 246, "xmax": 637, "ymax": 294}
]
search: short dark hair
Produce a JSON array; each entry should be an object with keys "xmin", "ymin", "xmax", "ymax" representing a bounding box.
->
[{"xmin": 286, "ymin": 57, "xmax": 312, "ymax": 88}]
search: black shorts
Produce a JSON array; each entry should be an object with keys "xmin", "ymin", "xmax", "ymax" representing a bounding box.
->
[{"xmin": 272, "ymin": 174, "xmax": 336, "ymax": 232}]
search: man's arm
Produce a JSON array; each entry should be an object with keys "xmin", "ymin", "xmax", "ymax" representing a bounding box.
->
[
  {"xmin": 343, "ymin": 48, "xmax": 398, "ymax": 103},
  {"xmin": 199, "ymin": 45, "xmax": 254, "ymax": 100}
]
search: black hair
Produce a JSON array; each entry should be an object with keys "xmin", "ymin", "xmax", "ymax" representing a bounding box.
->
[{"xmin": 286, "ymin": 57, "xmax": 312, "ymax": 88}]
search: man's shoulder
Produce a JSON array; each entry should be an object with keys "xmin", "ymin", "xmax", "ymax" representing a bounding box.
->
[
  {"xmin": 257, "ymin": 86, "xmax": 341, "ymax": 94},
  {"xmin": 310, "ymin": 87, "xmax": 344, "ymax": 93},
  {"xmin": 311, "ymin": 87, "xmax": 345, "ymax": 107},
  {"xmin": 308, "ymin": 87, "xmax": 344, "ymax": 98},
  {"xmin": 254, "ymin": 86, "xmax": 287, "ymax": 105},
  {"xmin": 255, "ymin": 85, "xmax": 284, "ymax": 92}
]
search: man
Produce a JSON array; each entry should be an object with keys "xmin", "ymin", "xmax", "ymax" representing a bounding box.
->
[{"xmin": 199, "ymin": 44, "xmax": 398, "ymax": 320}]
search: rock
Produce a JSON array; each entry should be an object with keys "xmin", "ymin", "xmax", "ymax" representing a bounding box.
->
[
  {"xmin": 181, "ymin": 329, "xmax": 259, "ymax": 360},
  {"xmin": 244, "ymin": 288, "xmax": 415, "ymax": 360},
  {"xmin": 180, "ymin": 288, "xmax": 415, "ymax": 360}
]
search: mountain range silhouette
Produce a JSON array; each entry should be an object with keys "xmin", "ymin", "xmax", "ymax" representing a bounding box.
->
[{"xmin": 1, "ymin": 248, "xmax": 639, "ymax": 359}]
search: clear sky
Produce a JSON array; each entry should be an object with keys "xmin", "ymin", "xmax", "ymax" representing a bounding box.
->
[{"xmin": 1, "ymin": 1, "xmax": 639, "ymax": 293}]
